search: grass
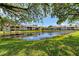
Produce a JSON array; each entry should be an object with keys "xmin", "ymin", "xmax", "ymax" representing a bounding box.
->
[{"xmin": 0, "ymin": 31, "xmax": 79, "ymax": 56}]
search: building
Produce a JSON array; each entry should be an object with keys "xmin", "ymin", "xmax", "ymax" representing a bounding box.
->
[
  {"xmin": 2, "ymin": 23, "xmax": 79, "ymax": 31},
  {"xmin": 4, "ymin": 24, "xmax": 40, "ymax": 31}
]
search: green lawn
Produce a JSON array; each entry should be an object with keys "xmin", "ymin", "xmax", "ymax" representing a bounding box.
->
[{"xmin": 0, "ymin": 31, "xmax": 79, "ymax": 56}]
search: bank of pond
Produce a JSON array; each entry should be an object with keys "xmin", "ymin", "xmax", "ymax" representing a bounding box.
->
[{"xmin": 0, "ymin": 31, "xmax": 79, "ymax": 56}]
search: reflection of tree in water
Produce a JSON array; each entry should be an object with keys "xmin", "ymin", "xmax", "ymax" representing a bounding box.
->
[
  {"xmin": 26, "ymin": 33, "xmax": 33, "ymax": 36},
  {"xmin": 48, "ymin": 32, "xmax": 53, "ymax": 35},
  {"xmin": 25, "ymin": 32, "xmax": 39, "ymax": 37},
  {"xmin": 38, "ymin": 32, "xmax": 43, "ymax": 35}
]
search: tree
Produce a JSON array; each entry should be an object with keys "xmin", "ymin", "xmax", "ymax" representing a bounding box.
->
[
  {"xmin": 0, "ymin": 16, "xmax": 15, "ymax": 32},
  {"xmin": 0, "ymin": 3, "xmax": 46, "ymax": 23},
  {"xmin": 48, "ymin": 25, "xmax": 53, "ymax": 28},
  {"xmin": 0, "ymin": 3, "xmax": 79, "ymax": 26},
  {"xmin": 51, "ymin": 3, "xmax": 79, "ymax": 24}
]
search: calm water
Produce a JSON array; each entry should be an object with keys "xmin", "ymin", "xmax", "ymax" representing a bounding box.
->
[{"xmin": 0, "ymin": 31, "xmax": 72, "ymax": 41}]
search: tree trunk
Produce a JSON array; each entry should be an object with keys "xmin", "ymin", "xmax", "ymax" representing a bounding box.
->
[{"xmin": 0, "ymin": 16, "xmax": 5, "ymax": 35}]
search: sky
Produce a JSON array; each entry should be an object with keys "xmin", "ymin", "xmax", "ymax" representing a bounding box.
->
[{"xmin": 33, "ymin": 16, "xmax": 68, "ymax": 27}]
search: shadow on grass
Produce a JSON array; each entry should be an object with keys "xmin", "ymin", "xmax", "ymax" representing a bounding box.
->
[{"xmin": 0, "ymin": 35, "xmax": 79, "ymax": 56}]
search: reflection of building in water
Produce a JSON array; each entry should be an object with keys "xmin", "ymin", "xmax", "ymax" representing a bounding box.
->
[{"xmin": 2, "ymin": 32, "xmax": 40, "ymax": 39}]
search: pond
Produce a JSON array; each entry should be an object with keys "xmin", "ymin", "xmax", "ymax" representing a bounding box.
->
[{"xmin": 0, "ymin": 31, "xmax": 72, "ymax": 41}]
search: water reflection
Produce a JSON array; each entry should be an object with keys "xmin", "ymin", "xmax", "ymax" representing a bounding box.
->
[{"xmin": 1, "ymin": 31, "xmax": 71, "ymax": 40}]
